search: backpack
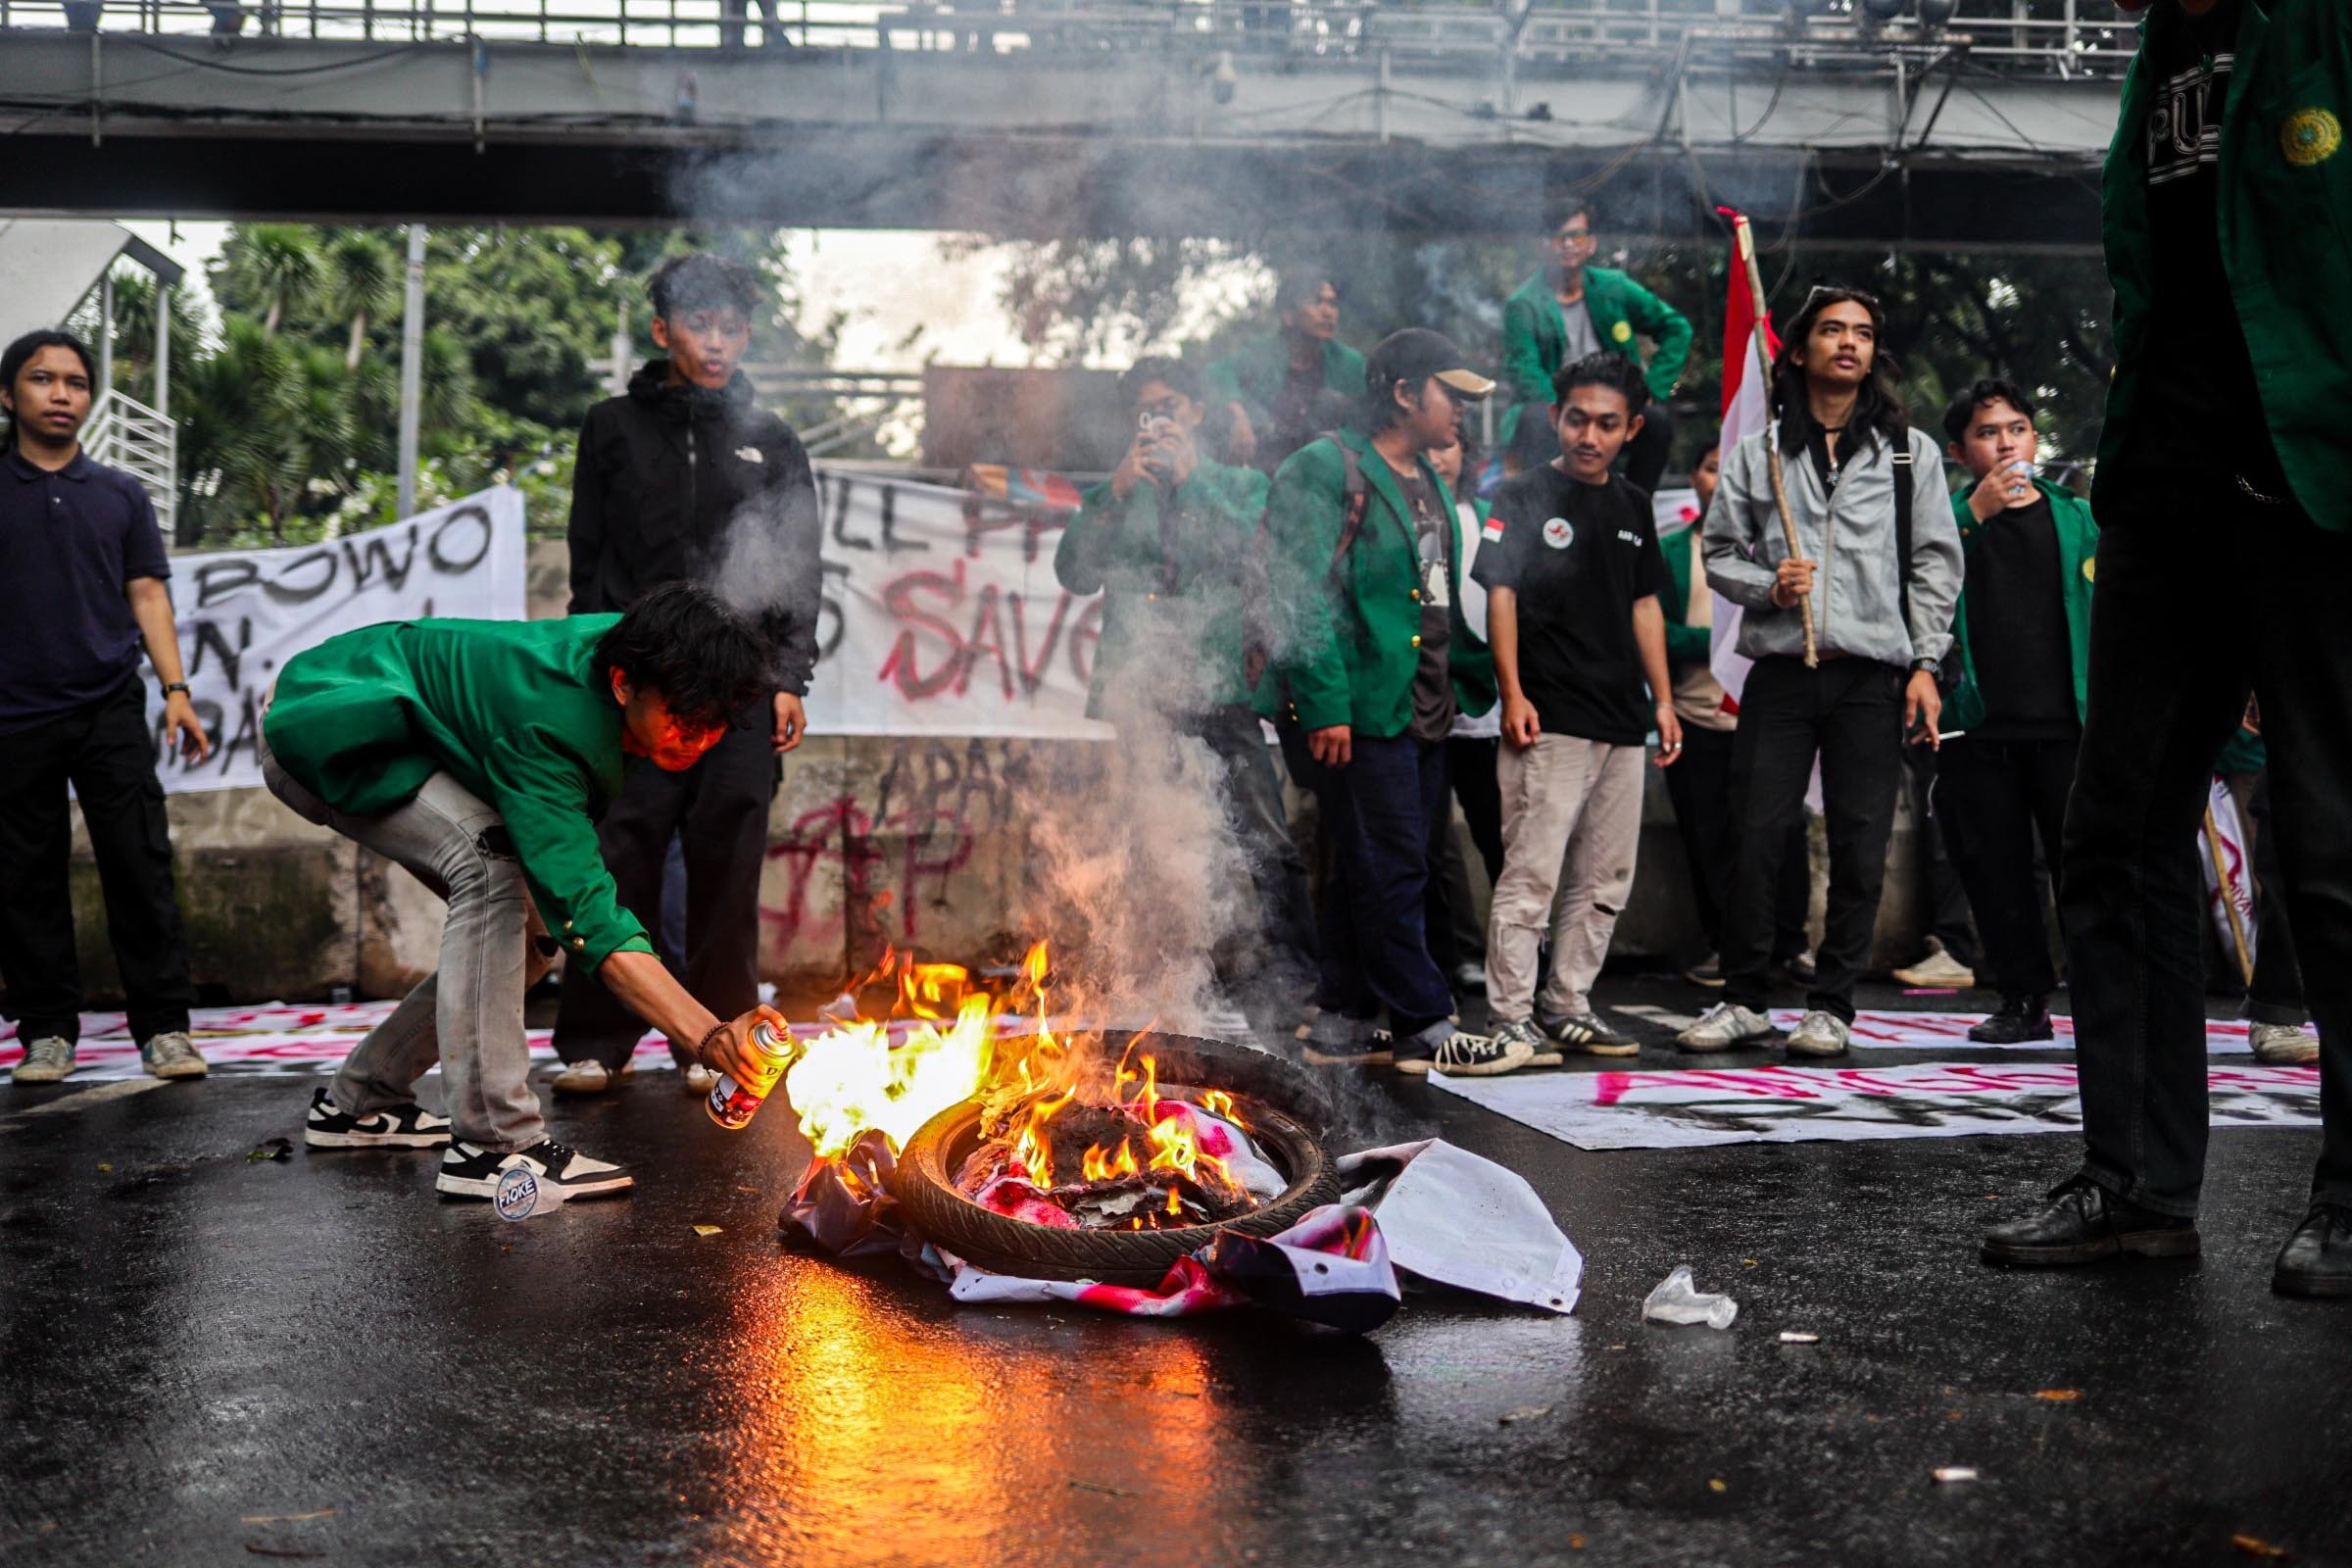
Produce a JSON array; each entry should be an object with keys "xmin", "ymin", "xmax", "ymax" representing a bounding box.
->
[{"xmin": 1240, "ymin": 432, "xmax": 1373, "ymax": 693}]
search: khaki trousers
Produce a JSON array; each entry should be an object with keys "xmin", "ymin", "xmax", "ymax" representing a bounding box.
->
[{"xmin": 1486, "ymin": 733, "xmax": 1646, "ymax": 1023}]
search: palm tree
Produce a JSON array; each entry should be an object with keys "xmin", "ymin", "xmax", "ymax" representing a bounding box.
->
[
  {"xmin": 325, "ymin": 231, "xmax": 399, "ymax": 370},
  {"xmin": 220, "ymin": 224, "xmax": 325, "ymax": 339}
]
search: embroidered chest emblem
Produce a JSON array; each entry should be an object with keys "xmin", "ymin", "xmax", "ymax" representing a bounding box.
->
[
  {"xmin": 2283, "ymin": 108, "xmax": 2342, "ymax": 169},
  {"xmin": 1542, "ymin": 516, "xmax": 1575, "ymax": 551}
]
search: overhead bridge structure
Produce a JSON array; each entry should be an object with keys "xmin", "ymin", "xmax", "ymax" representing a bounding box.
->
[{"xmin": 0, "ymin": 0, "xmax": 2128, "ymax": 247}]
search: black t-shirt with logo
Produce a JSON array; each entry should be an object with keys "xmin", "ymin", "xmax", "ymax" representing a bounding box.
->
[
  {"xmin": 2122, "ymin": 0, "xmax": 2288, "ymax": 499},
  {"xmin": 1473, "ymin": 466, "xmax": 1668, "ymax": 746}
]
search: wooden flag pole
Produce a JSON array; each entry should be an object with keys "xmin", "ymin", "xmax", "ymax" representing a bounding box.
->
[{"xmin": 1734, "ymin": 215, "xmax": 1817, "ymax": 668}]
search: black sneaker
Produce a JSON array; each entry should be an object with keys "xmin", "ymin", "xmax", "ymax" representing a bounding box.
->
[
  {"xmin": 1301, "ymin": 1012, "xmax": 1392, "ymax": 1066},
  {"xmin": 1394, "ymin": 1026, "xmax": 1536, "ymax": 1078},
  {"xmin": 1544, "ymin": 1010, "xmax": 1640, "ymax": 1057},
  {"xmin": 1969, "ymin": 995, "xmax": 2054, "ymax": 1045},
  {"xmin": 435, "ymin": 1139, "xmax": 633, "ymax": 1200},
  {"xmin": 304, "ymin": 1087, "xmax": 452, "ymax": 1150}
]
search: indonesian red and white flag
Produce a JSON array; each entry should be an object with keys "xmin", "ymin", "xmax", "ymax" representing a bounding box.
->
[{"xmin": 1708, "ymin": 210, "xmax": 1782, "ymax": 711}]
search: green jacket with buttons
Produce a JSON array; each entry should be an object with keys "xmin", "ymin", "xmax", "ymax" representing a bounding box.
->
[
  {"xmin": 1055, "ymin": 460, "xmax": 1270, "ymax": 720},
  {"xmin": 1941, "ymin": 477, "xmax": 2099, "ymax": 734},
  {"xmin": 1257, "ymin": 428, "xmax": 1495, "ymax": 736},
  {"xmin": 2095, "ymin": 0, "xmax": 2352, "ymax": 530},
  {"xmin": 1201, "ymin": 335, "xmax": 1369, "ymax": 449},
  {"xmin": 263, "ymin": 614, "xmax": 656, "ymax": 972},
  {"xmin": 1497, "ymin": 265, "xmax": 1693, "ymax": 452},
  {"xmin": 1656, "ymin": 517, "xmax": 1714, "ymax": 669}
]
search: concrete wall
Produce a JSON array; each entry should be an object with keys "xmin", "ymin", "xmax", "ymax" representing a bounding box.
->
[{"xmin": 65, "ymin": 539, "xmax": 1935, "ymax": 1006}]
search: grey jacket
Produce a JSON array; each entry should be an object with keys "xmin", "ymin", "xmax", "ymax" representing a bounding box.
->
[{"xmin": 1704, "ymin": 424, "xmax": 1962, "ymax": 668}]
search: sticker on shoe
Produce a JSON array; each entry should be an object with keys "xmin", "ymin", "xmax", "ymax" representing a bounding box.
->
[{"xmin": 495, "ymin": 1165, "xmax": 562, "ymax": 1220}]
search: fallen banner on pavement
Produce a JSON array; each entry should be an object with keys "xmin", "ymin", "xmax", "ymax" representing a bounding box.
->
[
  {"xmin": 1431, "ymin": 1059, "xmax": 2323, "ymax": 1151},
  {"xmin": 1773, "ymin": 1008, "xmax": 2284, "ymax": 1054}
]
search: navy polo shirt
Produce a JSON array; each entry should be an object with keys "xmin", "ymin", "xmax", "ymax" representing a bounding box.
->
[{"xmin": 0, "ymin": 448, "xmax": 172, "ymax": 737}]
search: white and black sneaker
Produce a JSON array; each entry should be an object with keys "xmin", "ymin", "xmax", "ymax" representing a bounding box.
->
[
  {"xmin": 435, "ymin": 1138, "xmax": 633, "ymax": 1200},
  {"xmin": 304, "ymin": 1087, "xmax": 452, "ymax": 1149}
]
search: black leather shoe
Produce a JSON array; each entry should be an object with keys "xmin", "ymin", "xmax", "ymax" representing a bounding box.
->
[
  {"xmin": 1981, "ymin": 1175, "xmax": 2200, "ymax": 1266},
  {"xmin": 2272, "ymin": 1204, "xmax": 2352, "ymax": 1298},
  {"xmin": 1970, "ymin": 995, "xmax": 2055, "ymax": 1045}
]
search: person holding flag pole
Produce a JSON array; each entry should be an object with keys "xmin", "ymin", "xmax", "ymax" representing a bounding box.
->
[{"xmin": 1679, "ymin": 234, "xmax": 1960, "ymax": 1060}]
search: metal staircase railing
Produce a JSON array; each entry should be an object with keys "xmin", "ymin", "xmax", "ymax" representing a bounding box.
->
[{"xmin": 84, "ymin": 389, "xmax": 179, "ymax": 543}]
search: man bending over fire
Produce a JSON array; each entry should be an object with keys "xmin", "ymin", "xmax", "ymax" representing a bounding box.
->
[{"xmin": 258, "ymin": 583, "xmax": 784, "ymax": 1200}]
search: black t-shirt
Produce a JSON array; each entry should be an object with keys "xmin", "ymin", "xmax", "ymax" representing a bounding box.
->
[
  {"xmin": 1473, "ymin": 466, "xmax": 1668, "ymax": 746},
  {"xmin": 1399, "ymin": 471, "xmax": 1456, "ymax": 742},
  {"xmin": 2121, "ymin": 0, "xmax": 2289, "ymax": 500},
  {"xmin": 0, "ymin": 450, "xmax": 172, "ymax": 737},
  {"xmin": 1963, "ymin": 498, "xmax": 2078, "ymax": 741}
]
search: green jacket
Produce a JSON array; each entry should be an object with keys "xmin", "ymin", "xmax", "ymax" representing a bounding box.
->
[
  {"xmin": 2096, "ymin": 0, "xmax": 2351, "ymax": 530},
  {"xmin": 1498, "ymin": 266, "xmax": 1693, "ymax": 450},
  {"xmin": 1259, "ymin": 429, "xmax": 1494, "ymax": 736},
  {"xmin": 1055, "ymin": 460, "xmax": 1270, "ymax": 720},
  {"xmin": 263, "ymin": 614, "xmax": 656, "ymax": 972},
  {"xmin": 1942, "ymin": 478, "xmax": 2098, "ymax": 733},
  {"xmin": 1202, "ymin": 335, "xmax": 1368, "ymax": 446},
  {"xmin": 2216, "ymin": 724, "xmax": 2267, "ymax": 777},
  {"xmin": 1655, "ymin": 518, "xmax": 1713, "ymax": 669}
]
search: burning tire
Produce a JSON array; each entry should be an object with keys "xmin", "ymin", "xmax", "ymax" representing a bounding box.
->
[{"xmin": 891, "ymin": 1093, "xmax": 1340, "ymax": 1287}]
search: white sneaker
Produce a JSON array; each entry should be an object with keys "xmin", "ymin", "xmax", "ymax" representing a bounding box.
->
[
  {"xmin": 13, "ymin": 1036, "xmax": 75, "ymax": 1084},
  {"xmin": 436, "ymin": 1138, "xmax": 633, "ymax": 1200},
  {"xmin": 1785, "ymin": 1009, "xmax": 1852, "ymax": 1057},
  {"xmin": 1676, "ymin": 1003, "xmax": 1778, "ymax": 1054},
  {"xmin": 141, "ymin": 1031, "xmax": 208, "ymax": 1080},
  {"xmin": 551, "ymin": 1059, "xmax": 634, "ymax": 1095},
  {"xmin": 2251, "ymin": 1022, "xmax": 2320, "ymax": 1066},
  {"xmin": 681, "ymin": 1062, "xmax": 720, "ymax": 1096},
  {"xmin": 1891, "ymin": 938, "xmax": 1976, "ymax": 989}
]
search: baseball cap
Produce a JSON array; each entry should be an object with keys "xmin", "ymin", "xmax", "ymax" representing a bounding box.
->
[{"xmin": 1363, "ymin": 328, "xmax": 1496, "ymax": 404}]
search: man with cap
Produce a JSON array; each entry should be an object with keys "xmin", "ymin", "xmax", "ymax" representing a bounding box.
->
[{"xmin": 1258, "ymin": 328, "xmax": 1532, "ymax": 1078}]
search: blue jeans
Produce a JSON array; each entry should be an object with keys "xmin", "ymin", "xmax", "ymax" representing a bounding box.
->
[{"xmin": 1292, "ymin": 729, "xmax": 1455, "ymax": 1037}]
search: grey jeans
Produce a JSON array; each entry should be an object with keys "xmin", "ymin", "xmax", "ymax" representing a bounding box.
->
[
  {"xmin": 1486, "ymin": 733, "xmax": 1646, "ymax": 1023},
  {"xmin": 260, "ymin": 725, "xmax": 552, "ymax": 1152}
]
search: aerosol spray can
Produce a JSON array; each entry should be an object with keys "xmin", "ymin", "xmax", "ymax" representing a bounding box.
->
[{"xmin": 707, "ymin": 1019, "xmax": 796, "ymax": 1131}]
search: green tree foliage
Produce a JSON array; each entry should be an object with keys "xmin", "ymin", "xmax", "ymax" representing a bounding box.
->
[
  {"xmin": 983, "ymin": 227, "xmax": 2114, "ymax": 478},
  {"xmin": 162, "ymin": 223, "xmax": 833, "ymax": 546}
]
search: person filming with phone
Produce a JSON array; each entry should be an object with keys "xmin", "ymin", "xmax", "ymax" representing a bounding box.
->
[{"xmin": 1054, "ymin": 359, "xmax": 1318, "ymax": 1019}]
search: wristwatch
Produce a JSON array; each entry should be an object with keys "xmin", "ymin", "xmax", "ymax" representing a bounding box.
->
[
  {"xmin": 161, "ymin": 681, "xmax": 190, "ymax": 697},
  {"xmin": 1908, "ymin": 659, "xmax": 1940, "ymax": 678}
]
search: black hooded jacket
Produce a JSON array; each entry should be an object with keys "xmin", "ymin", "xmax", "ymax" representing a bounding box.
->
[{"xmin": 566, "ymin": 360, "xmax": 822, "ymax": 696}]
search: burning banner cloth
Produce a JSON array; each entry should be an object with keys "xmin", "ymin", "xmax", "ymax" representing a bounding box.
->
[{"xmin": 767, "ymin": 946, "xmax": 1581, "ymax": 1332}]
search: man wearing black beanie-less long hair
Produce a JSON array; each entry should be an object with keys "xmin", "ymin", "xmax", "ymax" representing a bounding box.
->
[{"xmin": 1682, "ymin": 286, "xmax": 1962, "ymax": 1060}]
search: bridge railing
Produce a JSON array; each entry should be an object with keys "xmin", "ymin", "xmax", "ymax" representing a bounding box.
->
[
  {"xmin": 85, "ymin": 388, "xmax": 179, "ymax": 542},
  {"xmin": 0, "ymin": 0, "xmax": 2139, "ymax": 74}
]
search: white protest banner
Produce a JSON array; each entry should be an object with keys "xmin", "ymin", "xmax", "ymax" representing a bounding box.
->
[
  {"xmin": 1434, "ymin": 1059, "xmax": 2322, "ymax": 1151},
  {"xmin": 1770, "ymin": 1008, "xmax": 2271, "ymax": 1055},
  {"xmin": 150, "ymin": 488, "xmax": 528, "ymax": 794},
  {"xmin": 805, "ymin": 468, "xmax": 1113, "ymax": 740}
]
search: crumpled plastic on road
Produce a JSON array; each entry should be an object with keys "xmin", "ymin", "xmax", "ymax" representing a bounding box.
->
[{"xmin": 778, "ymin": 1133, "xmax": 1578, "ymax": 1333}]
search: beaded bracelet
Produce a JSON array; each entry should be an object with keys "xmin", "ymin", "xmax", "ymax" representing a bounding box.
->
[{"xmin": 696, "ymin": 1021, "xmax": 729, "ymax": 1070}]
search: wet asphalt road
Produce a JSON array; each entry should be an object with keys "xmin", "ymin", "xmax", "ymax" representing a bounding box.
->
[{"xmin": 6, "ymin": 978, "xmax": 2352, "ymax": 1568}]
